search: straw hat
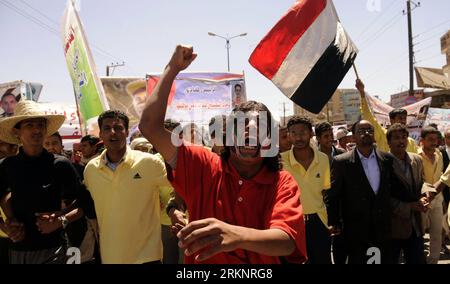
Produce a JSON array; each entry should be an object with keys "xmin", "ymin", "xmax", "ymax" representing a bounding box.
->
[
  {"xmin": 0, "ymin": 100, "xmax": 66, "ymax": 145},
  {"xmin": 126, "ymin": 80, "xmax": 146, "ymax": 97},
  {"xmin": 336, "ymin": 129, "xmax": 348, "ymax": 141}
]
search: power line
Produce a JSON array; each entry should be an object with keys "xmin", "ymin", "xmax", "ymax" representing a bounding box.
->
[
  {"xmin": 358, "ymin": 9, "xmax": 403, "ymax": 44},
  {"xmin": 415, "ymin": 18, "xmax": 450, "ymax": 37},
  {"xmin": 0, "ymin": 0, "xmax": 59, "ymax": 34},
  {"xmin": 415, "ymin": 42, "xmax": 441, "ymax": 54},
  {"xmin": 2, "ymin": 0, "xmax": 125, "ymax": 63},
  {"xmin": 21, "ymin": 0, "xmax": 124, "ymax": 62},
  {"xmin": 18, "ymin": 0, "xmax": 59, "ymax": 26},
  {"xmin": 355, "ymin": 0, "xmax": 401, "ymax": 40},
  {"xmin": 415, "ymin": 29, "xmax": 449, "ymax": 45},
  {"xmin": 416, "ymin": 53, "xmax": 444, "ymax": 64},
  {"xmin": 90, "ymin": 45, "xmax": 124, "ymax": 63},
  {"xmin": 359, "ymin": 12, "xmax": 403, "ymax": 51},
  {"xmin": 106, "ymin": 62, "xmax": 125, "ymax": 76},
  {"xmin": 366, "ymin": 53, "xmax": 409, "ymax": 79}
]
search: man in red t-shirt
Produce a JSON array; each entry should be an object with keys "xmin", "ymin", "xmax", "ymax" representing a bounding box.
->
[{"xmin": 139, "ymin": 45, "xmax": 307, "ymax": 264}]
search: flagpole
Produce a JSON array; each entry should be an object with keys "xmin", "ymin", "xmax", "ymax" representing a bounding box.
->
[{"xmin": 352, "ymin": 64, "xmax": 360, "ymax": 80}]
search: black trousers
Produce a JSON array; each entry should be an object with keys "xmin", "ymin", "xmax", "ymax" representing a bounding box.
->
[
  {"xmin": 331, "ymin": 234, "xmax": 347, "ymax": 264},
  {"xmin": 161, "ymin": 225, "xmax": 182, "ymax": 264},
  {"xmin": 305, "ymin": 214, "xmax": 331, "ymax": 264},
  {"xmin": 0, "ymin": 237, "xmax": 9, "ymax": 264},
  {"xmin": 392, "ymin": 231, "xmax": 426, "ymax": 264}
]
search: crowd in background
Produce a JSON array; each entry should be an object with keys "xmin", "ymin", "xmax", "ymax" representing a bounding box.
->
[{"xmin": 1, "ymin": 46, "xmax": 450, "ymax": 264}]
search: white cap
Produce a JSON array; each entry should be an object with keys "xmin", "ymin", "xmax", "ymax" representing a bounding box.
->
[{"xmin": 336, "ymin": 129, "xmax": 348, "ymax": 141}]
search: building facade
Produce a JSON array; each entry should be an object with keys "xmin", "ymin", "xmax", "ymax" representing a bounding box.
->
[{"xmin": 293, "ymin": 89, "xmax": 361, "ymax": 125}]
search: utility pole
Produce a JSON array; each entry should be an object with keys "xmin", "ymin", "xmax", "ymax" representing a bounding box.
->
[
  {"xmin": 208, "ymin": 32, "xmax": 247, "ymax": 72},
  {"xmin": 280, "ymin": 102, "xmax": 294, "ymax": 126},
  {"xmin": 326, "ymin": 102, "xmax": 330, "ymax": 122},
  {"xmin": 106, "ymin": 62, "xmax": 125, "ymax": 76},
  {"xmin": 404, "ymin": 1, "xmax": 420, "ymax": 96}
]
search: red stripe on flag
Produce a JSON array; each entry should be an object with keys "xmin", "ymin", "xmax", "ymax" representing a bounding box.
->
[{"xmin": 249, "ymin": 0, "xmax": 327, "ymax": 80}]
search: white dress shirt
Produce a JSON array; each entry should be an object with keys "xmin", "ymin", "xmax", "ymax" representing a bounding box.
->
[{"xmin": 357, "ymin": 149, "xmax": 381, "ymax": 195}]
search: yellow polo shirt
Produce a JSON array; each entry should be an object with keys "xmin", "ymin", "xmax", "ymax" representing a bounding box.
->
[
  {"xmin": 281, "ymin": 147, "xmax": 331, "ymax": 227},
  {"xmin": 84, "ymin": 148, "xmax": 170, "ymax": 264},
  {"xmin": 419, "ymin": 148, "xmax": 444, "ymax": 204},
  {"xmin": 440, "ymin": 164, "xmax": 450, "ymax": 186},
  {"xmin": 419, "ymin": 149, "xmax": 443, "ymax": 184},
  {"xmin": 360, "ymin": 96, "xmax": 418, "ymax": 153}
]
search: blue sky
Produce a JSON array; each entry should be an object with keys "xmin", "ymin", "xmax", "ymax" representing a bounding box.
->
[{"xmin": 1, "ymin": 0, "xmax": 449, "ymax": 118}]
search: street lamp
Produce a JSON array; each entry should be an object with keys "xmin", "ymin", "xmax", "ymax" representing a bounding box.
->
[{"xmin": 208, "ymin": 32, "xmax": 247, "ymax": 72}]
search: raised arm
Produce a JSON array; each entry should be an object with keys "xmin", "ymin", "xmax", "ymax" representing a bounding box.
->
[
  {"xmin": 356, "ymin": 79, "xmax": 389, "ymax": 152},
  {"xmin": 139, "ymin": 45, "xmax": 197, "ymax": 163},
  {"xmin": 0, "ymin": 165, "xmax": 25, "ymax": 243},
  {"xmin": 0, "ymin": 193, "xmax": 25, "ymax": 243}
]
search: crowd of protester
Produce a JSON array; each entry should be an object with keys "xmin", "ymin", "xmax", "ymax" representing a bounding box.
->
[{"xmin": 0, "ymin": 46, "xmax": 450, "ymax": 264}]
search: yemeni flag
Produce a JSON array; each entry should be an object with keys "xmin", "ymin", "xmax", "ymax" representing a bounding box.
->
[{"xmin": 249, "ymin": 0, "xmax": 358, "ymax": 114}]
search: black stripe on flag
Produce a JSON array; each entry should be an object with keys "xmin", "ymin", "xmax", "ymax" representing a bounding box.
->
[{"xmin": 290, "ymin": 40, "xmax": 357, "ymax": 114}]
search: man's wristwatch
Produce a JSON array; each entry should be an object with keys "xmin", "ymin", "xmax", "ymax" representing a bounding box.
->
[
  {"xmin": 58, "ymin": 215, "xmax": 69, "ymax": 229},
  {"xmin": 166, "ymin": 202, "xmax": 179, "ymax": 216}
]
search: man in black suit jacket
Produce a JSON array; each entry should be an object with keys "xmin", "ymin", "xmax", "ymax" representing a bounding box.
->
[
  {"xmin": 440, "ymin": 129, "xmax": 450, "ymax": 252},
  {"xmin": 440, "ymin": 129, "xmax": 450, "ymax": 206},
  {"xmin": 326, "ymin": 120, "xmax": 396, "ymax": 264}
]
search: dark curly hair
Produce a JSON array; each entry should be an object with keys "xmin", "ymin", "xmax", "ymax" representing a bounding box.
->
[
  {"xmin": 386, "ymin": 123, "xmax": 409, "ymax": 142},
  {"xmin": 98, "ymin": 110, "xmax": 129, "ymax": 130},
  {"xmin": 315, "ymin": 122, "xmax": 333, "ymax": 139},
  {"xmin": 81, "ymin": 134, "xmax": 101, "ymax": 146},
  {"xmin": 287, "ymin": 115, "xmax": 313, "ymax": 132},
  {"xmin": 421, "ymin": 126, "xmax": 441, "ymax": 139},
  {"xmin": 49, "ymin": 131, "xmax": 63, "ymax": 145},
  {"xmin": 389, "ymin": 108, "xmax": 407, "ymax": 120},
  {"xmin": 221, "ymin": 101, "xmax": 282, "ymax": 172}
]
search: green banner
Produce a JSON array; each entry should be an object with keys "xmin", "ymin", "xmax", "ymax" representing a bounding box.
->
[{"xmin": 61, "ymin": 0, "xmax": 109, "ymax": 135}]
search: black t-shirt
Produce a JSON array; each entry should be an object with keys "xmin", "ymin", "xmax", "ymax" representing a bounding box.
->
[{"xmin": 0, "ymin": 148, "xmax": 81, "ymax": 251}]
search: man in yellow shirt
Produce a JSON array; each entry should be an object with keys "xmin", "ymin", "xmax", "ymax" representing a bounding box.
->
[
  {"xmin": 281, "ymin": 116, "xmax": 331, "ymax": 264},
  {"xmin": 84, "ymin": 110, "xmax": 170, "ymax": 264},
  {"xmin": 356, "ymin": 79, "xmax": 418, "ymax": 154},
  {"xmin": 435, "ymin": 163, "xmax": 450, "ymax": 245},
  {"xmin": 418, "ymin": 126, "xmax": 444, "ymax": 264}
]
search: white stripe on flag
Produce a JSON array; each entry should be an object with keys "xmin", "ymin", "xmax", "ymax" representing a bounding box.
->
[
  {"xmin": 271, "ymin": 0, "xmax": 338, "ymax": 98},
  {"xmin": 335, "ymin": 22, "xmax": 359, "ymax": 63}
]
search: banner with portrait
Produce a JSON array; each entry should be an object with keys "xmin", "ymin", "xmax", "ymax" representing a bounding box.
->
[
  {"xmin": 424, "ymin": 108, "xmax": 450, "ymax": 133},
  {"xmin": 101, "ymin": 73, "xmax": 246, "ymax": 131},
  {"xmin": 366, "ymin": 95, "xmax": 431, "ymax": 141},
  {"xmin": 0, "ymin": 81, "xmax": 25, "ymax": 118}
]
